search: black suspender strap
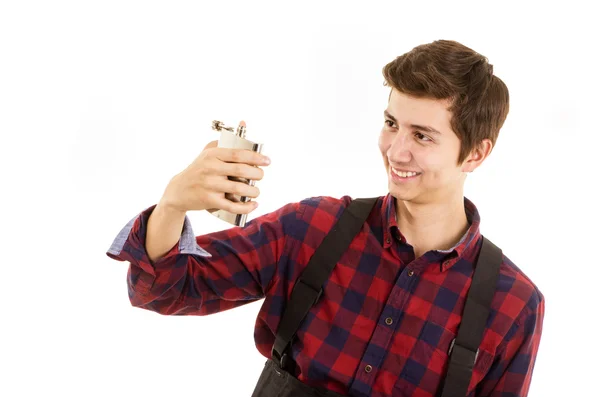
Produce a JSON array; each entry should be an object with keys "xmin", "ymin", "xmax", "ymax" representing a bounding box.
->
[
  {"xmin": 271, "ymin": 197, "xmax": 379, "ymax": 371},
  {"xmin": 440, "ymin": 236, "xmax": 503, "ymax": 397}
]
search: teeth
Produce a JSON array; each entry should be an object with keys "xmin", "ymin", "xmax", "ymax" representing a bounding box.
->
[{"xmin": 392, "ymin": 168, "xmax": 420, "ymax": 178}]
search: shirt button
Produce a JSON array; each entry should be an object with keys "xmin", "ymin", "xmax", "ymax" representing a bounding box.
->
[
  {"xmin": 408, "ymin": 270, "xmax": 414, "ymax": 277},
  {"xmin": 365, "ymin": 365, "xmax": 373, "ymax": 373},
  {"xmin": 385, "ymin": 317, "xmax": 393, "ymax": 325}
]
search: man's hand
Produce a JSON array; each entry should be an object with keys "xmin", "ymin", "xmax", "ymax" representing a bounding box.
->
[{"xmin": 160, "ymin": 122, "xmax": 271, "ymax": 215}]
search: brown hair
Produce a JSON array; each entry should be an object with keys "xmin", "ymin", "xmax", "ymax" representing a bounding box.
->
[{"xmin": 382, "ymin": 40, "xmax": 509, "ymax": 165}]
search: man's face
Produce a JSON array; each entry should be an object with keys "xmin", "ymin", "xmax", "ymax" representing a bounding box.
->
[{"xmin": 378, "ymin": 89, "xmax": 469, "ymax": 205}]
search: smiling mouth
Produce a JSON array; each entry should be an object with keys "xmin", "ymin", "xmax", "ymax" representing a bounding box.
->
[{"xmin": 391, "ymin": 167, "xmax": 422, "ymax": 179}]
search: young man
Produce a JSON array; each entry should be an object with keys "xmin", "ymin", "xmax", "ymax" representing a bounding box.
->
[{"xmin": 107, "ymin": 40, "xmax": 544, "ymax": 396}]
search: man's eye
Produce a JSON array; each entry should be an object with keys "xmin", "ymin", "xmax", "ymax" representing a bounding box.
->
[
  {"xmin": 384, "ymin": 121, "xmax": 431, "ymax": 142},
  {"xmin": 415, "ymin": 132, "xmax": 431, "ymax": 141}
]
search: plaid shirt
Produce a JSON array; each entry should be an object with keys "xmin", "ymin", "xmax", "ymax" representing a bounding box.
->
[{"xmin": 106, "ymin": 194, "xmax": 544, "ymax": 396}]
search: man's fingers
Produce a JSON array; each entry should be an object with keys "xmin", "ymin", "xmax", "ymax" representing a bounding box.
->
[
  {"xmin": 208, "ymin": 178, "xmax": 261, "ymax": 199},
  {"xmin": 214, "ymin": 147, "xmax": 271, "ymax": 166},
  {"xmin": 214, "ymin": 197, "xmax": 259, "ymax": 215},
  {"xmin": 219, "ymin": 162, "xmax": 264, "ymax": 181}
]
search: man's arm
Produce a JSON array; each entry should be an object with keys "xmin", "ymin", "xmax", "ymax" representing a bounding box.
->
[
  {"xmin": 145, "ymin": 200, "xmax": 187, "ymax": 264},
  {"xmin": 476, "ymin": 291, "xmax": 545, "ymax": 396},
  {"xmin": 106, "ymin": 201, "xmax": 300, "ymax": 315}
]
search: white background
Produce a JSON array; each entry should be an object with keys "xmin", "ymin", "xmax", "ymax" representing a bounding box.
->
[{"xmin": 1, "ymin": 1, "xmax": 598, "ymax": 396}]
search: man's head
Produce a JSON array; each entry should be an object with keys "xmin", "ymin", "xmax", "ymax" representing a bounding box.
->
[{"xmin": 379, "ymin": 40, "xmax": 509, "ymax": 205}]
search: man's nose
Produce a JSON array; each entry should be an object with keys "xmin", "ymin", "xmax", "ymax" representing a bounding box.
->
[{"xmin": 388, "ymin": 132, "xmax": 413, "ymax": 161}]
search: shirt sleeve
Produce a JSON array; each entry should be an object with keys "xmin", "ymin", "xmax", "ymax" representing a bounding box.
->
[
  {"xmin": 105, "ymin": 202, "xmax": 300, "ymax": 315},
  {"xmin": 476, "ymin": 290, "xmax": 545, "ymax": 396}
]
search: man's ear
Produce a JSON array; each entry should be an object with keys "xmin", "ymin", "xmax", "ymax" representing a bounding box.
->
[{"xmin": 462, "ymin": 139, "xmax": 493, "ymax": 173}]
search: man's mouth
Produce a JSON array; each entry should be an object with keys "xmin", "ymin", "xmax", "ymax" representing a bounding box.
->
[{"xmin": 391, "ymin": 167, "xmax": 422, "ymax": 179}]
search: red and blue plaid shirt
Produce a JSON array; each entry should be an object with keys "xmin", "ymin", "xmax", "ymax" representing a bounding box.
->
[{"xmin": 106, "ymin": 194, "xmax": 544, "ymax": 396}]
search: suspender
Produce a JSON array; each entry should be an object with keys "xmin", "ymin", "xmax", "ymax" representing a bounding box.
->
[
  {"xmin": 440, "ymin": 237, "xmax": 502, "ymax": 396},
  {"xmin": 271, "ymin": 197, "xmax": 379, "ymax": 372},
  {"xmin": 271, "ymin": 197, "xmax": 502, "ymax": 396}
]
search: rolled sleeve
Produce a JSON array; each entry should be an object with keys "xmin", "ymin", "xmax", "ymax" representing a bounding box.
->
[
  {"xmin": 106, "ymin": 204, "xmax": 211, "ymax": 295},
  {"xmin": 105, "ymin": 201, "xmax": 299, "ymax": 315},
  {"xmin": 106, "ymin": 204, "xmax": 211, "ymax": 264}
]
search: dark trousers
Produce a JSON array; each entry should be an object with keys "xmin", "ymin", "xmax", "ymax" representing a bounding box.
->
[{"xmin": 251, "ymin": 359, "xmax": 346, "ymax": 397}]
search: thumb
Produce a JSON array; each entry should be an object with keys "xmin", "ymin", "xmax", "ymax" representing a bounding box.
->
[{"xmin": 203, "ymin": 140, "xmax": 219, "ymax": 150}]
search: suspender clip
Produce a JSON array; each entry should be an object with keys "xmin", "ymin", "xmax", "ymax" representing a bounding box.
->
[{"xmin": 448, "ymin": 338, "xmax": 479, "ymax": 366}]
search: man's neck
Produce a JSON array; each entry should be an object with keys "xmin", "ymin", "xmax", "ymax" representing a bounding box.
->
[{"xmin": 395, "ymin": 194, "xmax": 470, "ymax": 257}]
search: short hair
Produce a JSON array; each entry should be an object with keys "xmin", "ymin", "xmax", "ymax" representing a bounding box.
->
[{"xmin": 382, "ymin": 40, "xmax": 509, "ymax": 165}]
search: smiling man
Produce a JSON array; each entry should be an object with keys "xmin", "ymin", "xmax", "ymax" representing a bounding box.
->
[
  {"xmin": 107, "ymin": 39, "xmax": 544, "ymax": 396},
  {"xmin": 380, "ymin": 89, "xmax": 491, "ymax": 260}
]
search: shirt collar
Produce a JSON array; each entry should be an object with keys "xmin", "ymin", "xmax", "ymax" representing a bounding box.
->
[{"xmin": 380, "ymin": 193, "xmax": 482, "ymax": 272}]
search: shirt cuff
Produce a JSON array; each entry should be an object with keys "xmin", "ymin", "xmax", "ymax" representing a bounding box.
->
[{"xmin": 106, "ymin": 204, "xmax": 212, "ymax": 264}]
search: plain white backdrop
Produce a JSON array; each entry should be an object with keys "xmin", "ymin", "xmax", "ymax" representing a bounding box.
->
[{"xmin": 1, "ymin": 1, "xmax": 598, "ymax": 396}]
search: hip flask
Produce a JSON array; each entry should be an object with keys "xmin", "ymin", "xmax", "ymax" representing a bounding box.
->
[{"xmin": 210, "ymin": 120, "xmax": 264, "ymax": 227}]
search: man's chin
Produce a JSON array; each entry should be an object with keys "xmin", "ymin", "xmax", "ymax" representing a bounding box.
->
[{"xmin": 388, "ymin": 185, "xmax": 414, "ymax": 202}]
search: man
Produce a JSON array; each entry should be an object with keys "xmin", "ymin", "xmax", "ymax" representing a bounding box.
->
[{"xmin": 106, "ymin": 40, "xmax": 544, "ymax": 396}]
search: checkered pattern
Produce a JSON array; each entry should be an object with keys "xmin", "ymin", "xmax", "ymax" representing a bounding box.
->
[{"xmin": 106, "ymin": 194, "xmax": 544, "ymax": 396}]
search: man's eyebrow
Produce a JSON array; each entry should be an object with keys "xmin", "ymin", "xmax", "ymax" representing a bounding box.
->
[{"xmin": 384, "ymin": 110, "xmax": 442, "ymax": 135}]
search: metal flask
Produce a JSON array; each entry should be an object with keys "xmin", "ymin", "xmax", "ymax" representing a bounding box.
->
[{"xmin": 210, "ymin": 120, "xmax": 264, "ymax": 227}]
